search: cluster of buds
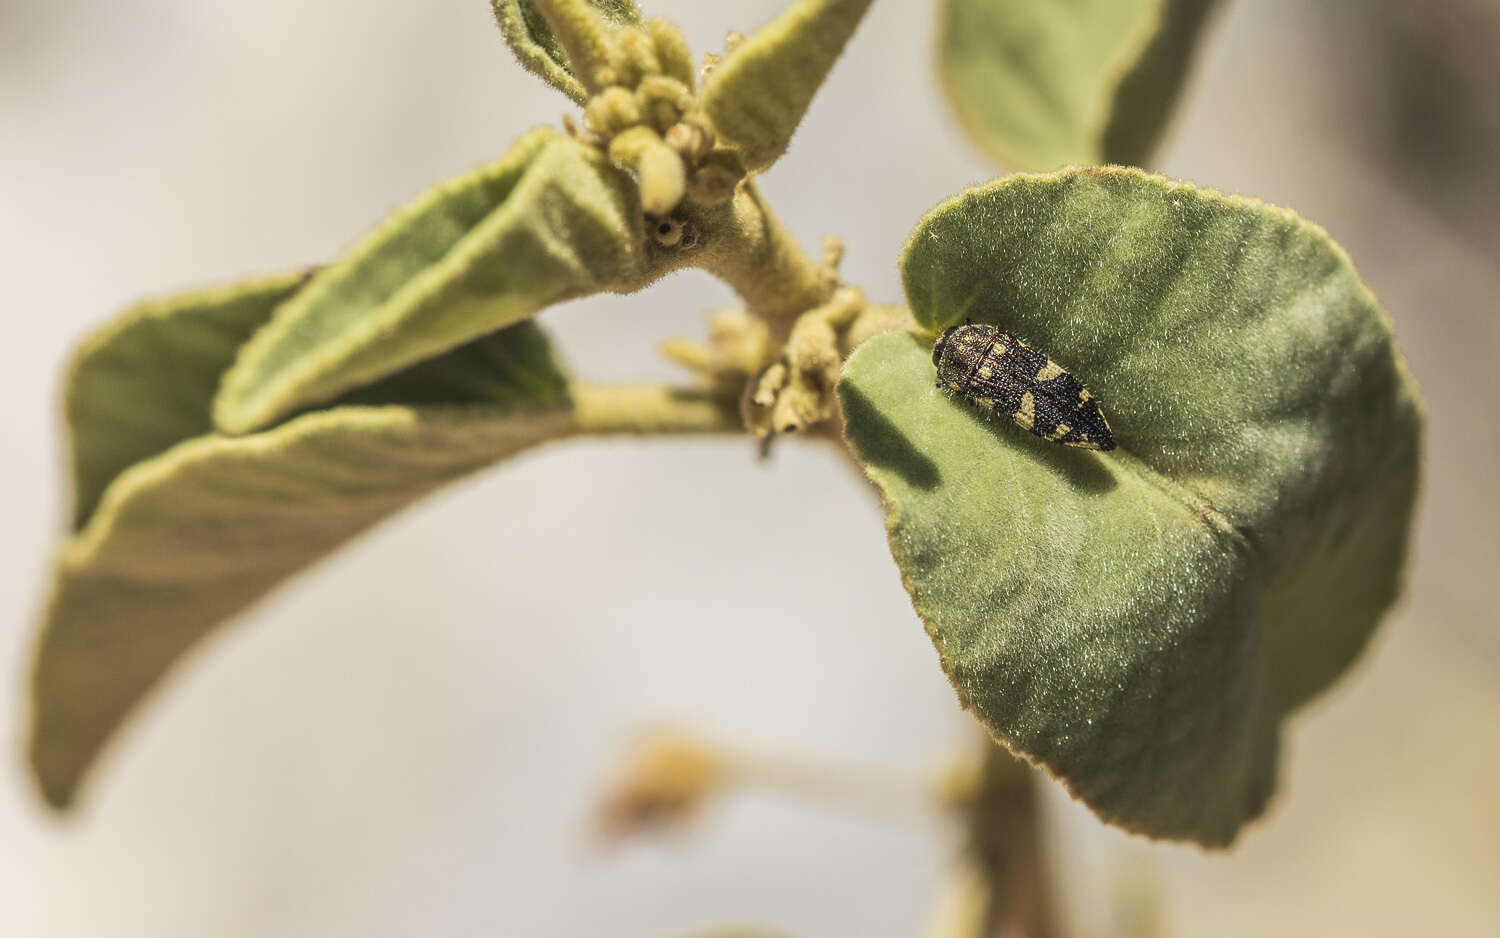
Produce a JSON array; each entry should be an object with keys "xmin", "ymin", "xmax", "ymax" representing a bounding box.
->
[{"xmin": 572, "ymin": 20, "xmax": 747, "ymax": 226}]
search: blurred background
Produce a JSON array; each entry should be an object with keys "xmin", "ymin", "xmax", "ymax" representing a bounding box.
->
[{"xmin": 2, "ymin": 0, "xmax": 1497, "ymax": 935}]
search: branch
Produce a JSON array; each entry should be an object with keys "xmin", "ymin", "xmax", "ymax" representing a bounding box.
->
[
  {"xmin": 567, "ymin": 383, "xmax": 743, "ymax": 436},
  {"xmin": 691, "ymin": 181, "xmax": 838, "ymax": 336},
  {"xmin": 949, "ymin": 745, "xmax": 1058, "ymax": 938}
]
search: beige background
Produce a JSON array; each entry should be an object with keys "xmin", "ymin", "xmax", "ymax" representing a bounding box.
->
[{"xmin": 2, "ymin": 0, "xmax": 1497, "ymax": 935}]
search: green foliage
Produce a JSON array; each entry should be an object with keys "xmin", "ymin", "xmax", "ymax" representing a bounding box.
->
[
  {"xmin": 699, "ymin": 0, "xmax": 876, "ymax": 172},
  {"xmin": 28, "ymin": 0, "xmax": 1424, "ymax": 867},
  {"xmin": 64, "ymin": 271, "xmax": 312, "ymax": 529},
  {"xmin": 841, "ymin": 168, "xmax": 1421, "ymax": 844},
  {"xmin": 491, "ymin": 0, "xmax": 643, "ymax": 103},
  {"xmin": 938, "ymin": 0, "xmax": 1218, "ymax": 170},
  {"xmin": 214, "ymin": 127, "xmax": 644, "ymax": 435},
  {"xmin": 32, "ymin": 300, "xmax": 575, "ymax": 807}
]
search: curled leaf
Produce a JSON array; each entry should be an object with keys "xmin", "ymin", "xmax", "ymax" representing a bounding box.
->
[
  {"xmin": 492, "ymin": 0, "xmax": 643, "ymax": 103},
  {"xmin": 841, "ymin": 168, "xmax": 1421, "ymax": 844},
  {"xmin": 938, "ymin": 0, "xmax": 1219, "ymax": 169},
  {"xmin": 214, "ymin": 128, "xmax": 644, "ymax": 435},
  {"xmin": 699, "ymin": 0, "xmax": 875, "ymax": 172},
  {"xmin": 31, "ymin": 305, "xmax": 575, "ymax": 808},
  {"xmin": 64, "ymin": 270, "xmax": 312, "ymax": 529}
]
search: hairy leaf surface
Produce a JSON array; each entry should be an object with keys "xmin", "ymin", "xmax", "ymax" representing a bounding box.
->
[
  {"xmin": 32, "ymin": 310, "xmax": 573, "ymax": 808},
  {"xmin": 65, "ymin": 271, "xmax": 312, "ymax": 529},
  {"xmin": 938, "ymin": 0, "xmax": 1218, "ymax": 169},
  {"xmin": 842, "ymin": 168, "xmax": 1421, "ymax": 844},
  {"xmin": 700, "ymin": 0, "xmax": 875, "ymax": 172},
  {"xmin": 214, "ymin": 128, "xmax": 642, "ymax": 434},
  {"xmin": 491, "ymin": 0, "xmax": 643, "ymax": 103}
]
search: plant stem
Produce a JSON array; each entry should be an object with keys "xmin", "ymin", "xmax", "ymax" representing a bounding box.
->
[
  {"xmin": 693, "ymin": 181, "xmax": 837, "ymax": 338},
  {"xmin": 724, "ymin": 743, "xmax": 940, "ymax": 826},
  {"xmin": 592, "ymin": 730, "xmax": 938, "ymax": 845},
  {"xmin": 568, "ymin": 383, "xmax": 742, "ymax": 436},
  {"xmin": 962, "ymin": 746, "xmax": 1058, "ymax": 938}
]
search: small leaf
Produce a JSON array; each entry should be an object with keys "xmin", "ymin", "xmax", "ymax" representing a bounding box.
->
[
  {"xmin": 492, "ymin": 0, "xmax": 643, "ymax": 103},
  {"xmin": 938, "ymin": 0, "xmax": 1218, "ymax": 170},
  {"xmin": 699, "ymin": 0, "xmax": 875, "ymax": 173},
  {"xmin": 31, "ymin": 316, "xmax": 574, "ymax": 809},
  {"xmin": 214, "ymin": 128, "xmax": 644, "ymax": 435},
  {"xmin": 65, "ymin": 270, "xmax": 312, "ymax": 530},
  {"xmin": 842, "ymin": 168, "xmax": 1421, "ymax": 844}
]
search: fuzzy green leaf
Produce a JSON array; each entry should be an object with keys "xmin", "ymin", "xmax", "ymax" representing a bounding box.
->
[
  {"xmin": 65, "ymin": 271, "xmax": 313, "ymax": 530},
  {"xmin": 213, "ymin": 127, "xmax": 644, "ymax": 435},
  {"xmin": 491, "ymin": 0, "xmax": 643, "ymax": 103},
  {"xmin": 699, "ymin": 0, "xmax": 875, "ymax": 172},
  {"xmin": 31, "ymin": 311, "xmax": 574, "ymax": 809},
  {"xmin": 842, "ymin": 168, "xmax": 1421, "ymax": 845},
  {"xmin": 938, "ymin": 0, "xmax": 1218, "ymax": 170}
]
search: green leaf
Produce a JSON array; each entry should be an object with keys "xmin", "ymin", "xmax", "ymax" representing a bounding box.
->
[
  {"xmin": 491, "ymin": 0, "xmax": 643, "ymax": 104},
  {"xmin": 64, "ymin": 270, "xmax": 312, "ymax": 530},
  {"xmin": 842, "ymin": 168, "xmax": 1421, "ymax": 845},
  {"xmin": 213, "ymin": 127, "xmax": 645, "ymax": 435},
  {"xmin": 937, "ymin": 0, "xmax": 1218, "ymax": 170},
  {"xmin": 31, "ymin": 316, "xmax": 575, "ymax": 809},
  {"xmin": 699, "ymin": 0, "xmax": 875, "ymax": 173}
]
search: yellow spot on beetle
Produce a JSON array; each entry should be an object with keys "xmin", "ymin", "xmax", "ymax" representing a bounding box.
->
[
  {"xmin": 1046, "ymin": 423, "xmax": 1071, "ymax": 441},
  {"xmin": 1016, "ymin": 393, "xmax": 1036, "ymax": 430},
  {"xmin": 1036, "ymin": 360, "xmax": 1066, "ymax": 381}
]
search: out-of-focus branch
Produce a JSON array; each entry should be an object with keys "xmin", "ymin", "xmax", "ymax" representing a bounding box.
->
[
  {"xmin": 592, "ymin": 730, "xmax": 937, "ymax": 845},
  {"xmin": 933, "ymin": 744, "xmax": 1057, "ymax": 938},
  {"xmin": 567, "ymin": 383, "xmax": 742, "ymax": 437}
]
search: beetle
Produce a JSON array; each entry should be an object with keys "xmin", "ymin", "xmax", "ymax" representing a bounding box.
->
[{"xmin": 931, "ymin": 322, "xmax": 1115, "ymax": 451}]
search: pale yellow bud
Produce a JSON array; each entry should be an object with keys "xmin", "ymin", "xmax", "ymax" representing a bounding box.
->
[
  {"xmin": 584, "ymin": 86, "xmax": 641, "ymax": 138},
  {"xmin": 609, "ymin": 126, "xmax": 687, "ymax": 216},
  {"xmin": 608, "ymin": 27, "xmax": 660, "ymax": 89},
  {"xmin": 669, "ymin": 115, "xmax": 714, "ymax": 160},
  {"xmin": 646, "ymin": 18, "xmax": 696, "ymax": 91},
  {"xmin": 636, "ymin": 75, "xmax": 694, "ymax": 134}
]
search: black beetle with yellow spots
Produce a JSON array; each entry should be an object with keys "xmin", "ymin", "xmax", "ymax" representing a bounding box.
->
[{"xmin": 931, "ymin": 322, "xmax": 1115, "ymax": 451}]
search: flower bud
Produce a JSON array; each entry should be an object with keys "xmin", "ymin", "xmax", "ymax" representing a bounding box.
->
[
  {"xmin": 636, "ymin": 75, "xmax": 694, "ymax": 134},
  {"xmin": 608, "ymin": 27, "xmax": 660, "ymax": 89},
  {"xmin": 647, "ymin": 18, "xmax": 696, "ymax": 91},
  {"xmin": 584, "ymin": 86, "xmax": 642, "ymax": 138}
]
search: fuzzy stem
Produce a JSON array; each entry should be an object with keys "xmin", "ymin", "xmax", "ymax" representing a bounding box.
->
[
  {"xmin": 567, "ymin": 383, "xmax": 742, "ymax": 436},
  {"xmin": 692, "ymin": 180, "xmax": 836, "ymax": 338},
  {"xmin": 725, "ymin": 745, "xmax": 939, "ymax": 826}
]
